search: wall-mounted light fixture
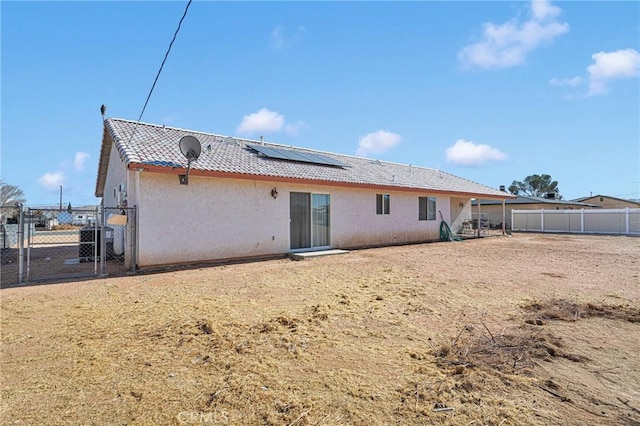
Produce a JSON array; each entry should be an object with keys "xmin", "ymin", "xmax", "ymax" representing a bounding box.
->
[
  {"xmin": 271, "ymin": 187, "xmax": 278, "ymax": 199},
  {"xmin": 459, "ymin": 201, "xmax": 464, "ymax": 208}
]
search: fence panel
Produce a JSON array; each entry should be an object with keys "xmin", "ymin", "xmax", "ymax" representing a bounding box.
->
[
  {"xmin": 1, "ymin": 205, "xmax": 138, "ymax": 286},
  {"xmin": 511, "ymin": 208, "xmax": 640, "ymax": 235},
  {"xmin": 1, "ymin": 205, "xmax": 23, "ymax": 286}
]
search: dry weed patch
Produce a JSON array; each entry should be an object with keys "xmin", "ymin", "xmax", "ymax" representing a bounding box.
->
[{"xmin": 523, "ymin": 299, "xmax": 640, "ymax": 323}]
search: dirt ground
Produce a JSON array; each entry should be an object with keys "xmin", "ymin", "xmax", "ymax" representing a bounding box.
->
[{"xmin": 1, "ymin": 233, "xmax": 639, "ymax": 425}]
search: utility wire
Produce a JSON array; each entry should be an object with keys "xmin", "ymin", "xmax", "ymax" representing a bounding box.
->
[{"xmin": 127, "ymin": 0, "xmax": 193, "ymax": 144}]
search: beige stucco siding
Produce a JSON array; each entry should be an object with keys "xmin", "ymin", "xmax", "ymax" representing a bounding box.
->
[
  {"xmin": 102, "ymin": 143, "xmax": 129, "ymax": 208},
  {"xmin": 330, "ymin": 187, "xmax": 446, "ymax": 248},
  {"xmin": 134, "ymin": 172, "xmax": 453, "ymax": 267},
  {"xmin": 136, "ymin": 173, "xmax": 289, "ymax": 266}
]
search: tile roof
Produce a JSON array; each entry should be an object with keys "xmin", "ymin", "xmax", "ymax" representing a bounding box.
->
[{"xmin": 96, "ymin": 118, "xmax": 512, "ymax": 199}]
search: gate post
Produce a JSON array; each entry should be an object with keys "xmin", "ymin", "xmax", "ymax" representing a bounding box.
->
[
  {"xmin": 17, "ymin": 204, "xmax": 24, "ymax": 284},
  {"xmin": 100, "ymin": 205, "xmax": 107, "ymax": 277}
]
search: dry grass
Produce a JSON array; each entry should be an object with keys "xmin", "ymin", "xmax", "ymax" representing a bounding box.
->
[
  {"xmin": 523, "ymin": 299, "xmax": 640, "ymax": 324},
  {"xmin": 1, "ymin": 234, "xmax": 639, "ymax": 425}
]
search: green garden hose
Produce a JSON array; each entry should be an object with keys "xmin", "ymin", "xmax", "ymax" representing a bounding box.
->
[{"xmin": 439, "ymin": 211, "xmax": 462, "ymax": 242}]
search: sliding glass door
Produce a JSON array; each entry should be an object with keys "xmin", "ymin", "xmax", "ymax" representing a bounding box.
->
[{"xmin": 290, "ymin": 192, "xmax": 330, "ymax": 250}]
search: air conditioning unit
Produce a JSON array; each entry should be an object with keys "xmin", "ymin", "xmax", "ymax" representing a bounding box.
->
[
  {"xmin": 115, "ymin": 183, "xmax": 127, "ymax": 207},
  {"xmin": 117, "ymin": 191, "xmax": 127, "ymax": 207}
]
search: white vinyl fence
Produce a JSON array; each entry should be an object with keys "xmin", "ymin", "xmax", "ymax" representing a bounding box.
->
[{"xmin": 512, "ymin": 208, "xmax": 640, "ymax": 235}]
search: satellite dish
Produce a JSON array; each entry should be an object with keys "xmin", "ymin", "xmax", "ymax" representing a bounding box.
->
[
  {"xmin": 178, "ymin": 135, "xmax": 201, "ymax": 185},
  {"xmin": 179, "ymin": 135, "xmax": 201, "ymax": 161}
]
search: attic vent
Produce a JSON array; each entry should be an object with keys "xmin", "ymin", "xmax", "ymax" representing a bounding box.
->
[{"xmin": 545, "ymin": 192, "xmax": 557, "ymax": 199}]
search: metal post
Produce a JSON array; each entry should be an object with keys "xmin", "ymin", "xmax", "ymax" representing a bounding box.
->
[
  {"xmin": 26, "ymin": 208, "xmax": 32, "ymax": 282},
  {"xmin": 477, "ymin": 200, "xmax": 481, "ymax": 237},
  {"xmin": 502, "ymin": 200, "xmax": 506, "ymax": 235},
  {"xmin": 131, "ymin": 205, "xmax": 137, "ymax": 273},
  {"xmin": 17, "ymin": 204, "xmax": 24, "ymax": 284},
  {"xmin": 99, "ymin": 205, "xmax": 106, "ymax": 276},
  {"xmin": 93, "ymin": 208, "xmax": 98, "ymax": 275}
]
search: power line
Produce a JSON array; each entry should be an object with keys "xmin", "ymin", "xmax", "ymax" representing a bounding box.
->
[{"xmin": 127, "ymin": 0, "xmax": 193, "ymax": 144}]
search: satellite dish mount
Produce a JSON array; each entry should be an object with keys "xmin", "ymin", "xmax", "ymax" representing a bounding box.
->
[{"xmin": 178, "ymin": 135, "xmax": 201, "ymax": 185}]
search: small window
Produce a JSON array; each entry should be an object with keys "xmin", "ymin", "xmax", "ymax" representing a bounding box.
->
[
  {"xmin": 419, "ymin": 197, "xmax": 437, "ymax": 221},
  {"xmin": 376, "ymin": 194, "xmax": 390, "ymax": 215}
]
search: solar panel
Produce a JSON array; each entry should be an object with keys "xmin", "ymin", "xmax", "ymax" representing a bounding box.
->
[{"xmin": 249, "ymin": 145, "xmax": 348, "ymax": 168}]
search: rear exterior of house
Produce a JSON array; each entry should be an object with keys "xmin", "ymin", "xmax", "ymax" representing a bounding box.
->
[{"xmin": 95, "ymin": 119, "xmax": 511, "ymax": 268}]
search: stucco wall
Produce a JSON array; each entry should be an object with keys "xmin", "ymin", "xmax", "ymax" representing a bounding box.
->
[
  {"xmin": 134, "ymin": 172, "xmax": 453, "ymax": 267},
  {"xmin": 102, "ymin": 142, "xmax": 129, "ymax": 209},
  {"xmin": 329, "ymin": 186, "xmax": 447, "ymax": 249}
]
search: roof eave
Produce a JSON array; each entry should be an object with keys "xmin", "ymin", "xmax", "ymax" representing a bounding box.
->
[
  {"xmin": 127, "ymin": 162, "xmax": 513, "ymax": 199},
  {"xmin": 94, "ymin": 123, "xmax": 114, "ymax": 197}
]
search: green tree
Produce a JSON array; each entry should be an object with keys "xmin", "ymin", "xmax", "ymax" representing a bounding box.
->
[
  {"xmin": 508, "ymin": 174, "xmax": 560, "ymax": 198},
  {"xmin": 0, "ymin": 179, "xmax": 26, "ymax": 206}
]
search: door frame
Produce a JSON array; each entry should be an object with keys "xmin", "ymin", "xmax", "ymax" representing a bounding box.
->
[{"xmin": 289, "ymin": 192, "xmax": 331, "ymax": 252}]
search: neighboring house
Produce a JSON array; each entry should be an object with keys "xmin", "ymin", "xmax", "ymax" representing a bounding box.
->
[
  {"xmin": 472, "ymin": 195, "xmax": 598, "ymax": 229},
  {"xmin": 571, "ymin": 194, "xmax": 640, "ymax": 209},
  {"xmin": 95, "ymin": 118, "xmax": 513, "ymax": 268}
]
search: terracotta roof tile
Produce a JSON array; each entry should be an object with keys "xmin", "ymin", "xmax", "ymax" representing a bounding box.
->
[{"xmin": 99, "ymin": 118, "xmax": 510, "ymax": 199}]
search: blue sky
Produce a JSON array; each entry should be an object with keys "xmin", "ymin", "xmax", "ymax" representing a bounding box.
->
[{"xmin": 2, "ymin": 0, "xmax": 639, "ymax": 206}]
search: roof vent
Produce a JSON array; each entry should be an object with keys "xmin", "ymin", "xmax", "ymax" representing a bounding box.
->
[{"xmin": 545, "ymin": 192, "xmax": 557, "ymax": 199}]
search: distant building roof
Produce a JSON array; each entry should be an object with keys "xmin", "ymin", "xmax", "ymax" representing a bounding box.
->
[
  {"xmin": 96, "ymin": 118, "xmax": 514, "ymax": 200},
  {"xmin": 472, "ymin": 195, "xmax": 597, "ymax": 207},
  {"xmin": 571, "ymin": 194, "xmax": 640, "ymax": 206}
]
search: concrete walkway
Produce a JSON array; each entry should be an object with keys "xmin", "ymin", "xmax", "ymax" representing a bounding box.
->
[{"xmin": 288, "ymin": 249, "xmax": 349, "ymax": 261}]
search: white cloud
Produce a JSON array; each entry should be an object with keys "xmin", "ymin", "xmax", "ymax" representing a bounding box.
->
[
  {"xmin": 38, "ymin": 172, "xmax": 65, "ymax": 191},
  {"xmin": 356, "ymin": 130, "xmax": 402, "ymax": 157},
  {"xmin": 284, "ymin": 121, "xmax": 307, "ymax": 136},
  {"xmin": 587, "ymin": 49, "xmax": 640, "ymax": 96},
  {"xmin": 549, "ymin": 76, "xmax": 583, "ymax": 87},
  {"xmin": 445, "ymin": 139, "xmax": 507, "ymax": 167},
  {"xmin": 458, "ymin": 0, "xmax": 568, "ymax": 69},
  {"xmin": 269, "ymin": 25, "xmax": 306, "ymax": 50},
  {"xmin": 531, "ymin": 0, "xmax": 561, "ymax": 21},
  {"xmin": 237, "ymin": 108, "xmax": 285, "ymax": 135},
  {"xmin": 74, "ymin": 152, "xmax": 90, "ymax": 171}
]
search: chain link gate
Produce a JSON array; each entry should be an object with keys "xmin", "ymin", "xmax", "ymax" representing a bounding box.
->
[
  {"xmin": 0, "ymin": 205, "xmax": 137, "ymax": 287},
  {"xmin": 25, "ymin": 207, "xmax": 101, "ymax": 282},
  {"xmin": 103, "ymin": 206, "xmax": 137, "ymax": 276}
]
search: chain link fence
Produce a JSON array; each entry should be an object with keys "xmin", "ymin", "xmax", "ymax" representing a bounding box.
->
[
  {"xmin": 0, "ymin": 205, "xmax": 137, "ymax": 287},
  {"xmin": 1, "ymin": 204, "xmax": 23, "ymax": 286}
]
